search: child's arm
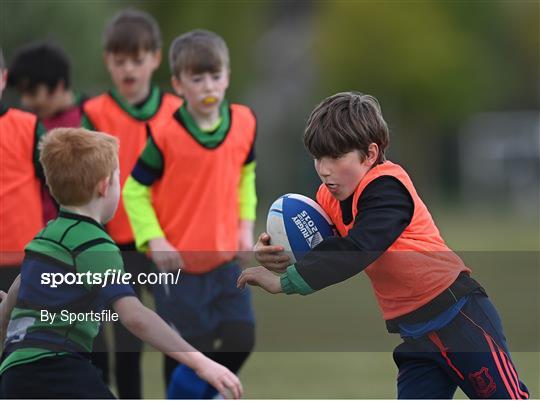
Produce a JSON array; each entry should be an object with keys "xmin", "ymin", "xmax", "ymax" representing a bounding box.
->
[
  {"xmin": 113, "ymin": 296, "xmax": 242, "ymax": 399},
  {"xmin": 250, "ymin": 176, "xmax": 414, "ymax": 295},
  {"xmin": 123, "ymin": 136, "xmax": 182, "ymax": 272},
  {"xmin": 0, "ymin": 274, "xmax": 21, "ymax": 347},
  {"xmin": 237, "ymin": 266, "xmax": 282, "ymax": 294},
  {"xmin": 237, "ymin": 264, "xmax": 313, "ymax": 295},
  {"xmin": 237, "ymin": 161, "xmax": 257, "ymax": 266},
  {"xmin": 123, "ymin": 176, "xmax": 164, "ymax": 250},
  {"xmin": 123, "ymin": 177, "xmax": 181, "ymax": 272}
]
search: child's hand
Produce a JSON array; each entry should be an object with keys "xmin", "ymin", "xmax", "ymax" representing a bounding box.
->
[
  {"xmin": 148, "ymin": 237, "xmax": 183, "ymax": 272},
  {"xmin": 237, "ymin": 266, "xmax": 283, "ymax": 294},
  {"xmin": 237, "ymin": 220, "xmax": 254, "ymax": 268},
  {"xmin": 254, "ymin": 233, "xmax": 291, "ymax": 273},
  {"xmin": 194, "ymin": 356, "xmax": 243, "ymax": 399}
]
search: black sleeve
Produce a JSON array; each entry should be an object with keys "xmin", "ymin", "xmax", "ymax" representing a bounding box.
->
[
  {"xmin": 33, "ymin": 120, "xmax": 47, "ymax": 183},
  {"xmin": 243, "ymin": 109, "xmax": 257, "ymax": 165},
  {"xmin": 295, "ymin": 176, "xmax": 414, "ymax": 291}
]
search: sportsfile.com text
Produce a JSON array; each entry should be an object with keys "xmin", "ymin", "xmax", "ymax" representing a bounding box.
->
[{"xmin": 40, "ymin": 269, "xmax": 181, "ymax": 288}]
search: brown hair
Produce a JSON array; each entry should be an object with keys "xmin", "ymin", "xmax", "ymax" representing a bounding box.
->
[
  {"xmin": 103, "ymin": 8, "xmax": 161, "ymax": 56},
  {"xmin": 169, "ymin": 29, "xmax": 229, "ymax": 77},
  {"xmin": 303, "ymin": 92, "xmax": 389, "ymax": 163},
  {"xmin": 39, "ymin": 128, "xmax": 119, "ymax": 206}
]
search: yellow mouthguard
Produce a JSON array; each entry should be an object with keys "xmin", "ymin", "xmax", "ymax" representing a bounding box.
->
[{"xmin": 203, "ymin": 97, "xmax": 217, "ymax": 105}]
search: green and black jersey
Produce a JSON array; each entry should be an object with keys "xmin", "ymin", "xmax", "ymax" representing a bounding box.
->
[{"xmin": 0, "ymin": 209, "xmax": 135, "ymax": 375}]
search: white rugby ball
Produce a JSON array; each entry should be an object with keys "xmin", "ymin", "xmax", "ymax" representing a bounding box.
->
[{"xmin": 266, "ymin": 193, "xmax": 335, "ymax": 264}]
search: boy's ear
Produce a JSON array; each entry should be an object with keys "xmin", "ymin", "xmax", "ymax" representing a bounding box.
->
[
  {"xmin": 224, "ymin": 68, "xmax": 231, "ymax": 90},
  {"xmin": 0, "ymin": 70, "xmax": 7, "ymax": 94},
  {"xmin": 96, "ymin": 176, "xmax": 111, "ymax": 198},
  {"xmin": 171, "ymin": 75, "xmax": 183, "ymax": 96},
  {"xmin": 365, "ymin": 143, "xmax": 379, "ymax": 166},
  {"xmin": 152, "ymin": 49, "xmax": 162, "ymax": 68},
  {"xmin": 103, "ymin": 52, "xmax": 113, "ymax": 72}
]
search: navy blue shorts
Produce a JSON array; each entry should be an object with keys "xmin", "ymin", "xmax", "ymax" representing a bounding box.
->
[
  {"xmin": 393, "ymin": 293, "xmax": 529, "ymax": 399},
  {"xmin": 153, "ymin": 260, "xmax": 255, "ymax": 339},
  {"xmin": 0, "ymin": 354, "xmax": 114, "ymax": 398}
]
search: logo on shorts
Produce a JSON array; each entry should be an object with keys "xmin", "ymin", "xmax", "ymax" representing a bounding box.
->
[{"xmin": 469, "ymin": 367, "xmax": 496, "ymax": 398}]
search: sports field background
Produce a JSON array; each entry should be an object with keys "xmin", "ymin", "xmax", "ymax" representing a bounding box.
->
[{"xmin": 2, "ymin": 1, "xmax": 539, "ymax": 398}]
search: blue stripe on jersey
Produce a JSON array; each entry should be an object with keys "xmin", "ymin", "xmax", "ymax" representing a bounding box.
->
[
  {"xmin": 98, "ymin": 282, "xmax": 136, "ymax": 309},
  {"xmin": 132, "ymin": 161, "xmax": 159, "ymax": 186},
  {"xmin": 5, "ymin": 329, "xmax": 88, "ymax": 355}
]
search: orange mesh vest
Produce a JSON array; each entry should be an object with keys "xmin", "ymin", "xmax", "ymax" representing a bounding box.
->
[
  {"xmin": 83, "ymin": 92, "xmax": 181, "ymax": 244},
  {"xmin": 150, "ymin": 104, "xmax": 256, "ymax": 274},
  {"xmin": 316, "ymin": 161, "xmax": 470, "ymax": 320},
  {"xmin": 0, "ymin": 108, "xmax": 43, "ymax": 265}
]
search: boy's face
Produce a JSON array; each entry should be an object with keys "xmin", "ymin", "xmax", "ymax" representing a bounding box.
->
[
  {"xmin": 104, "ymin": 50, "xmax": 161, "ymax": 102},
  {"xmin": 20, "ymin": 83, "xmax": 64, "ymax": 120},
  {"xmin": 314, "ymin": 150, "xmax": 373, "ymax": 201},
  {"xmin": 101, "ymin": 166, "xmax": 121, "ymax": 224},
  {"xmin": 172, "ymin": 66, "xmax": 229, "ymax": 117}
]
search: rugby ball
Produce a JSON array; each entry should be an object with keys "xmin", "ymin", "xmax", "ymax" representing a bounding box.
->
[{"xmin": 267, "ymin": 194, "xmax": 335, "ymax": 263}]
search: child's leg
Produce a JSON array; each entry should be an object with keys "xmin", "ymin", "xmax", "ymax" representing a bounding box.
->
[
  {"xmin": 166, "ymin": 323, "xmax": 255, "ymax": 399},
  {"xmin": 91, "ymin": 328, "xmax": 110, "ymax": 384},
  {"xmin": 152, "ymin": 269, "xmax": 216, "ymax": 390},
  {"xmin": 429, "ymin": 294, "xmax": 529, "ymax": 399},
  {"xmin": 209, "ymin": 261, "xmax": 256, "ymax": 373},
  {"xmin": 113, "ymin": 248, "xmax": 147, "ymax": 399},
  {"xmin": 210, "ymin": 321, "xmax": 255, "ymax": 371},
  {"xmin": 165, "ymin": 332, "xmax": 215, "ymax": 391},
  {"xmin": 114, "ymin": 321, "xmax": 143, "ymax": 398},
  {"xmin": 393, "ymin": 341, "xmax": 458, "ymax": 398},
  {"xmin": 200, "ymin": 321, "xmax": 255, "ymax": 398},
  {"xmin": 0, "ymin": 355, "xmax": 115, "ymax": 398},
  {"xmin": 168, "ymin": 362, "xmax": 211, "ymax": 399},
  {"xmin": 166, "ymin": 262, "xmax": 255, "ymax": 399}
]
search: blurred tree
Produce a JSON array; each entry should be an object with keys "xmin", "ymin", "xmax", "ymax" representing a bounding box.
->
[
  {"xmin": 316, "ymin": 1, "xmax": 538, "ymax": 129},
  {"xmin": 1, "ymin": 0, "xmax": 121, "ymax": 95},
  {"xmin": 314, "ymin": 1, "xmax": 539, "ymax": 193},
  {"xmin": 1, "ymin": 1, "xmax": 269, "ymax": 99},
  {"xmin": 1, "ymin": 0, "xmax": 537, "ymax": 204},
  {"xmin": 145, "ymin": 1, "xmax": 269, "ymax": 99}
]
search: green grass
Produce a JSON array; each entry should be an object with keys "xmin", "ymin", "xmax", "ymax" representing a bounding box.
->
[
  {"xmin": 123, "ymin": 208, "xmax": 539, "ymax": 398},
  {"xmin": 136, "ymin": 351, "xmax": 538, "ymax": 398},
  {"xmin": 430, "ymin": 206, "xmax": 539, "ymax": 252}
]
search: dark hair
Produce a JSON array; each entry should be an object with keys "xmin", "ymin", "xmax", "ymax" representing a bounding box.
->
[
  {"xmin": 7, "ymin": 41, "xmax": 71, "ymax": 93},
  {"xmin": 104, "ymin": 8, "xmax": 161, "ymax": 56},
  {"xmin": 0, "ymin": 47, "xmax": 5, "ymax": 70},
  {"xmin": 169, "ymin": 29, "xmax": 229, "ymax": 77},
  {"xmin": 303, "ymin": 92, "xmax": 389, "ymax": 163}
]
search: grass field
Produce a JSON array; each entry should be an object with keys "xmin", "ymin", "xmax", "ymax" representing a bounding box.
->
[
  {"xmin": 117, "ymin": 208, "xmax": 539, "ymax": 398},
  {"xmin": 136, "ymin": 350, "xmax": 538, "ymax": 398}
]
